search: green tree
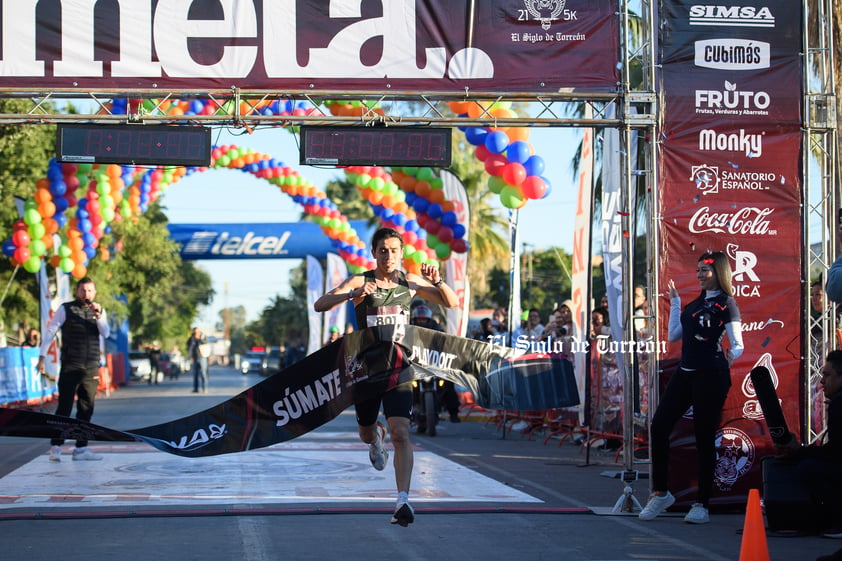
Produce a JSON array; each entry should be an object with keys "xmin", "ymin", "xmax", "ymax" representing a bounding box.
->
[
  {"xmin": 93, "ymin": 202, "xmax": 213, "ymax": 349},
  {"xmin": 0, "ymin": 100, "xmax": 57, "ymax": 338}
]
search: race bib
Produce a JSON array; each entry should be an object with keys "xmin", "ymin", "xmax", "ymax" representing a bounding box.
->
[{"xmin": 366, "ymin": 305, "xmax": 408, "ymax": 327}]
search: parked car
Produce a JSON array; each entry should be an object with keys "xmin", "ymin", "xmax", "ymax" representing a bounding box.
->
[
  {"xmin": 240, "ymin": 351, "xmax": 266, "ymax": 375},
  {"xmin": 263, "ymin": 347, "xmax": 284, "ymax": 376},
  {"xmin": 128, "ymin": 351, "xmax": 152, "ymax": 382}
]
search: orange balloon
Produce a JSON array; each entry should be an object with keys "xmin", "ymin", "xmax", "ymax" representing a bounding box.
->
[
  {"xmin": 72, "ymin": 263, "xmax": 87, "ymax": 279},
  {"xmin": 399, "ymin": 176, "xmax": 417, "ymax": 192},
  {"xmin": 440, "ymin": 201, "xmax": 455, "ymax": 213},
  {"xmin": 393, "ymin": 201, "xmax": 409, "ymax": 214},
  {"xmin": 414, "ymin": 181, "xmax": 431, "ymax": 199},
  {"xmin": 448, "ymin": 101, "xmax": 473, "ymax": 115},
  {"xmin": 428, "ymin": 189, "xmax": 446, "ymax": 204},
  {"xmin": 38, "ymin": 201, "xmax": 56, "ymax": 218},
  {"xmin": 466, "ymin": 102, "xmax": 490, "ymax": 119},
  {"xmin": 34, "ymin": 188, "xmax": 52, "ymax": 203},
  {"xmin": 507, "ymin": 127, "xmax": 531, "ymax": 142},
  {"xmin": 107, "ymin": 164, "xmax": 122, "ymax": 179},
  {"xmin": 42, "ymin": 218, "xmax": 58, "ymax": 234},
  {"xmin": 71, "ymin": 249, "xmax": 86, "ymax": 264},
  {"xmin": 36, "ymin": 178, "xmax": 50, "ymax": 191},
  {"xmin": 49, "ymin": 255, "xmax": 62, "ymax": 268},
  {"xmin": 368, "ymin": 190, "xmax": 384, "ymax": 205},
  {"xmin": 380, "ymin": 195, "xmax": 395, "ymax": 209}
]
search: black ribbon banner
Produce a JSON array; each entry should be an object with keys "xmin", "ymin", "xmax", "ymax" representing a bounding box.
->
[{"xmin": 0, "ymin": 326, "xmax": 578, "ymax": 457}]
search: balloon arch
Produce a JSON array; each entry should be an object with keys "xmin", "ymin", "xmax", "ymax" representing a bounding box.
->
[{"xmin": 2, "ymin": 99, "xmax": 550, "ymax": 278}]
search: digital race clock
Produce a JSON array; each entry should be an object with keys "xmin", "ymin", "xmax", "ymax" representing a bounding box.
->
[
  {"xmin": 299, "ymin": 126, "xmax": 451, "ymax": 167},
  {"xmin": 56, "ymin": 124, "xmax": 211, "ymax": 166}
]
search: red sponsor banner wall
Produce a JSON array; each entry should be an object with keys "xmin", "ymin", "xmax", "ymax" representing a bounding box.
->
[
  {"xmin": 657, "ymin": 0, "xmax": 802, "ymax": 506},
  {"xmin": 0, "ymin": 0, "xmax": 618, "ymax": 93}
]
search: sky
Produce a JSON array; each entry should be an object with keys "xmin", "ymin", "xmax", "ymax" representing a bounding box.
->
[{"xmin": 158, "ymin": 125, "xmax": 584, "ymax": 328}]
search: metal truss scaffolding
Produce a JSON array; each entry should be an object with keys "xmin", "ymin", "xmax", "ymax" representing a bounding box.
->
[{"xmin": 804, "ymin": 0, "xmax": 838, "ymax": 445}]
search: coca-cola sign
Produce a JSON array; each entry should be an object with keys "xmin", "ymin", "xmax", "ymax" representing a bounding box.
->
[{"xmin": 688, "ymin": 206, "xmax": 775, "ymax": 235}]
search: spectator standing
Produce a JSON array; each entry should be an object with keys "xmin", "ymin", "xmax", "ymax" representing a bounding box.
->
[
  {"xmin": 37, "ymin": 277, "xmax": 110, "ymax": 462},
  {"xmin": 24, "ymin": 327, "xmax": 40, "ymax": 347},
  {"xmin": 639, "ymin": 251, "xmax": 744, "ymax": 524},
  {"xmin": 314, "ymin": 227, "xmax": 458, "ymax": 527},
  {"xmin": 186, "ymin": 327, "xmax": 209, "ymax": 394}
]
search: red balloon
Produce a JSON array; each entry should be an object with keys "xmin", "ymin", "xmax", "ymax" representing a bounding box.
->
[
  {"xmin": 13, "ymin": 220, "xmax": 27, "ymax": 232},
  {"xmin": 437, "ymin": 226, "xmax": 454, "ymax": 243},
  {"xmin": 484, "ymin": 154, "xmax": 508, "ymax": 177},
  {"xmin": 425, "ymin": 220, "xmax": 441, "ymax": 235},
  {"xmin": 502, "ymin": 163, "xmax": 527, "ymax": 186},
  {"xmin": 452, "ymin": 238, "xmax": 468, "ymax": 253},
  {"xmin": 13, "ymin": 246, "xmax": 30, "ymax": 263},
  {"xmin": 475, "ymin": 144, "xmax": 491, "ymax": 162},
  {"xmin": 521, "ymin": 176, "xmax": 548, "ymax": 199},
  {"xmin": 12, "ymin": 229, "xmax": 30, "ymax": 247},
  {"xmin": 403, "ymin": 230, "xmax": 418, "ymax": 245}
]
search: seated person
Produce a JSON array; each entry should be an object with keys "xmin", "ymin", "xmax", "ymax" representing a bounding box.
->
[{"xmin": 776, "ymin": 350, "xmax": 842, "ymax": 539}]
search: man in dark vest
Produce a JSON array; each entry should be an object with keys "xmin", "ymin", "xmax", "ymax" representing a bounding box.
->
[{"xmin": 37, "ymin": 276, "xmax": 110, "ymax": 462}]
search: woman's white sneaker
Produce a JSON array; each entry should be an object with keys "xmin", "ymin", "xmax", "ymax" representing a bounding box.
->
[
  {"xmin": 639, "ymin": 491, "xmax": 676, "ymax": 520},
  {"xmin": 684, "ymin": 503, "xmax": 710, "ymax": 524}
]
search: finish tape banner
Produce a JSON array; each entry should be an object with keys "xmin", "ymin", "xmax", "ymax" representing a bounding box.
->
[
  {"xmin": 657, "ymin": 0, "xmax": 803, "ymax": 505},
  {"xmin": 0, "ymin": 326, "xmax": 578, "ymax": 458},
  {"xmin": 0, "ymin": 0, "xmax": 619, "ymax": 94}
]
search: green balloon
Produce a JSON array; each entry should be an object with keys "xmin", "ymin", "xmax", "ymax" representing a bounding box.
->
[
  {"xmin": 403, "ymin": 167, "xmax": 419, "ymax": 176},
  {"xmin": 24, "ymin": 208, "xmax": 41, "ymax": 224},
  {"xmin": 488, "ymin": 176, "xmax": 507, "ymax": 194},
  {"xmin": 368, "ymin": 177, "xmax": 384, "ymax": 191},
  {"xmin": 500, "ymin": 186, "xmax": 525, "ymax": 209},
  {"xmin": 417, "ymin": 167, "xmax": 436, "ymax": 182},
  {"xmin": 77, "ymin": 163, "xmax": 93, "ymax": 174},
  {"xmin": 59, "ymin": 257, "xmax": 74, "ymax": 273},
  {"xmin": 23, "ymin": 256, "xmax": 42, "ymax": 273},
  {"xmin": 102, "ymin": 208, "xmax": 115, "ymax": 222},
  {"xmin": 430, "ymin": 177, "xmax": 443, "ymax": 190},
  {"xmin": 24, "ymin": 199, "xmax": 38, "ymax": 211},
  {"xmin": 410, "ymin": 251, "xmax": 424, "ymax": 264},
  {"xmin": 29, "ymin": 239, "xmax": 46, "ymax": 257},
  {"xmin": 435, "ymin": 243, "xmax": 451, "ymax": 260},
  {"xmin": 28, "ymin": 223, "xmax": 46, "ymax": 239},
  {"xmin": 58, "ymin": 245, "xmax": 72, "ymax": 258},
  {"xmin": 382, "ymin": 182, "xmax": 398, "ymax": 196},
  {"xmin": 355, "ymin": 174, "xmax": 372, "ymax": 187}
]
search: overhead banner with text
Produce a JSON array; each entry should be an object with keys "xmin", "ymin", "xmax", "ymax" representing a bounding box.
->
[
  {"xmin": 168, "ymin": 221, "xmax": 373, "ymax": 260},
  {"xmin": 657, "ymin": 0, "xmax": 803, "ymax": 505},
  {"xmin": 0, "ymin": 0, "xmax": 619, "ymax": 94}
]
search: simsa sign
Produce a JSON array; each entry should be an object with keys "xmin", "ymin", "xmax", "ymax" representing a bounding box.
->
[{"xmin": 0, "ymin": 0, "xmax": 618, "ymax": 93}]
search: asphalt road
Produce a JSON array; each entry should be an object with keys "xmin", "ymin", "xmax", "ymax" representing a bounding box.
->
[{"xmin": 0, "ymin": 364, "xmax": 835, "ymax": 561}]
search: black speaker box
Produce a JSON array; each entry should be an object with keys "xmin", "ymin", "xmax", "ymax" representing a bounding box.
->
[{"xmin": 761, "ymin": 456, "xmax": 821, "ymax": 533}]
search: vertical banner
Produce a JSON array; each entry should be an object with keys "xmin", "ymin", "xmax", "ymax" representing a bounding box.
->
[
  {"xmin": 658, "ymin": 0, "xmax": 803, "ymax": 505},
  {"xmin": 305, "ymin": 255, "xmax": 324, "ymax": 355},
  {"xmin": 441, "ymin": 170, "xmax": 471, "ymax": 337},
  {"xmin": 571, "ymin": 109, "xmax": 594, "ymax": 421},
  {"xmin": 324, "ymin": 253, "xmax": 349, "ymax": 336},
  {"xmin": 507, "ymin": 210, "xmax": 521, "ymax": 347}
]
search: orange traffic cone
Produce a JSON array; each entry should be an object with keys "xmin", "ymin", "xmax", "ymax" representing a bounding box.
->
[{"xmin": 739, "ymin": 488, "xmax": 770, "ymax": 561}]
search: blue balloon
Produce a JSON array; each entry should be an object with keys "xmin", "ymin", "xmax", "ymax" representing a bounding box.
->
[
  {"xmin": 83, "ymin": 232, "xmax": 96, "ymax": 246},
  {"xmin": 84, "ymin": 246, "xmax": 97, "ymax": 259},
  {"xmin": 484, "ymin": 131, "xmax": 510, "ymax": 154},
  {"xmin": 381, "ymin": 207, "xmax": 395, "ymax": 221},
  {"xmin": 55, "ymin": 213, "xmax": 67, "ymax": 228},
  {"xmin": 78, "ymin": 218, "xmax": 92, "ymax": 232},
  {"xmin": 427, "ymin": 203, "xmax": 443, "ymax": 219},
  {"xmin": 452, "ymin": 223, "xmax": 466, "ymax": 239},
  {"xmin": 76, "ymin": 208, "xmax": 89, "ymax": 219},
  {"xmin": 189, "ymin": 100, "xmax": 204, "ymax": 114},
  {"xmin": 392, "ymin": 213, "xmax": 407, "ymax": 227},
  {"xmin": 524, "ymin": 155, "xmax": 546, "ymax": 177},
  {"xmin": 413, "ymin": 198, "xmax": 429, "ymax": 213},
  {"xmin": 2, "ymin": 239, "xmax": 17, "ymax": 257},
  {"xmin": 507, "ymin": 141, "xmax": 531, "ymax": 164},
  {"xmin": 49, "ymin": 180, "xmax": 67, "ymax": 197},
  {"xmin": 441, "ymin": 210, "xmax": 458, "ymax": 226},
  {"xmin": 540, "ymin": 176, "xmax": 553, "ymax": 199},
  {"xmin": 54, "ymin": 196, "xmax": 68, "ymax": 213},
  {"xmin": 405, "ymin": 219, "xmax": 419, "ymax": 232},
  {"xmin": 464, "ymin": 127, "xmax": 488, "ymax": 147},
  {"xmin": 404, "ymin": 192, "xmax": 417, "ymax": 206}
]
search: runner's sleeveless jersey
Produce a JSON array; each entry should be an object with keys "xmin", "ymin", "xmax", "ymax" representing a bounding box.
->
[{"xmin": 354, "ymin": 270, "xmax": 413, "ymax": 328}]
